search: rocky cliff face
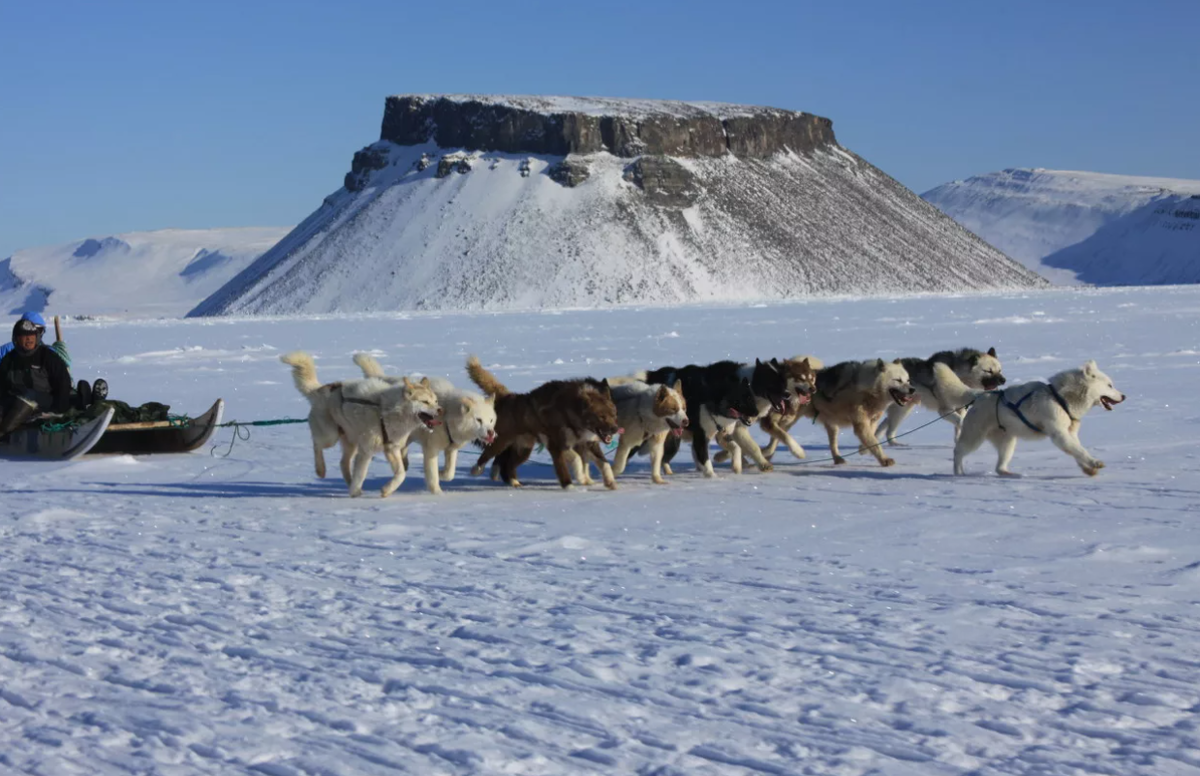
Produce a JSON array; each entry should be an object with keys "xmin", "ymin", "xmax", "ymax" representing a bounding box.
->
[
  {"xmin": 191, "ymin": 95, "xmax": 1046, "ymax": 317},
  {"xmin": 378, "ymin": 94, "xmax": 837, "ymax": 158}
]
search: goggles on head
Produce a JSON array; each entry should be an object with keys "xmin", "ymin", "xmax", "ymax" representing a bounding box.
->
[{"xmin": 15, "ymin": 319, "xmax": 45, "ymax": 335}]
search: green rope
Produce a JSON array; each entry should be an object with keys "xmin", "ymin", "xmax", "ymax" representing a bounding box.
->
[
  {"xmin": 211, "ymin": 417, "xmax": 309, "ymax": 457},
  {"xmin": 217, "ymin": 418, "xmax": 308, "ymax": 428},
  {"xmin": 38, "ymin": 420, "xmax": 79, "ymax": 434}
]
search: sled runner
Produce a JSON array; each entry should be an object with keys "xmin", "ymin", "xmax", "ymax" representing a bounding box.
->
[
  {"xmin": 88, "ymin": 399, "xmax": 225, "ymax": 455},
  {"xmin": 0, "ymin": 399, "xmax": 224, "ymax": 460},
  {"xmin": 0, "ymin": 407, "xmax": 116, "ymax": 461}
]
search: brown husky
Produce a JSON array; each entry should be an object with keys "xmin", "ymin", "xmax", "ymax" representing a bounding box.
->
[
  {"xmin": 799, "ymin": 359, "xmax": 917, "ymax": 467},
  {"xmin": 466, "ymin": 356, "xmax": 621, "ymax": 489}
]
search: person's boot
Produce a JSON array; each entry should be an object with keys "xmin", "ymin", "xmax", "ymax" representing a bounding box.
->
[
  {"xmin": 0, "ymin": 396, "xmax": 38, "ymax": 439},
  {"xmin": 76, "ymin": 380, "xmax": 93, "ymax": 410},
  {"xmin": 92, "ymin": 379, "xmax": 108, "ymax": 403}
]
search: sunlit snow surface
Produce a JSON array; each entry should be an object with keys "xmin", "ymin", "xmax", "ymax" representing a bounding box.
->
[{"xmin": 3, "ymin": 286, "xmax": 1199, "ymax": 775}]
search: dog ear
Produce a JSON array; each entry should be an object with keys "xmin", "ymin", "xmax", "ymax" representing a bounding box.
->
[
  {"xmin": 876, "ymin": 359, "xmax": 885, "ymax": 372},
  {"xmin": 672, "ymin": 379, "xmax": 682, "ymax": 394},
  {"xmin": 741, "ymin": 376, "xmax": 751, "ymax": 386},
  {"xmin": 600, "ymin": 378, "xmax": 612, "ymax": 396},
  {"xmin": 656, "ymin": 384, "xmax": 669, "ymax": 402},
  {"xmin": 988, "ymin": 347, "xmax": 997, "ymax": 357},
  {"xmin": 461, "ymin": 398, "xmax": 473, "ymax": 414},
  {"xmin": 770, "ymin": 357, "xmax": 781, "ymax": 368},
  {"xmin": 892, "ymin": 358, "xmax": 902, "ymax": 365},
  {"xmin": 403, "ymin": 376, "xmax": 414, "ymax": 390},
  {"xmin": 420, "ymin": 376, "xmax": 431, "ymax": 387},
  {"xmin": 1083, "ymin": 359, "xmax": 1098, "ymax": 375}
]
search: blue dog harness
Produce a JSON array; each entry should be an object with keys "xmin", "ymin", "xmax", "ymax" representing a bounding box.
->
[{"xmin": 996, "ymin": 383, "xmax": 1075, "ymax": 434}]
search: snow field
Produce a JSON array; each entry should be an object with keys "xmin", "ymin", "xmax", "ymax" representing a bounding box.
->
[{"xmin": 1, "ymin": 286, "xmax": 1199, "ymax": 774}]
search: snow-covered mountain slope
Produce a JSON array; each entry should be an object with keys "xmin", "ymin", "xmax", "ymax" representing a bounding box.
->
[
  {"xmin": 190, "ymin": 96, "xmax": 1044, "ymax": 317},
  {"xmin": 3, "ymin": 286, "xmax": 1198, "ymax": 775},
  {"xmin": 923, "ymin": 168, "xmax": 1200, "ymax": 285},
  {"xmin": 1, "ymin": 227, "xmax": 290, "ymax": 319}
]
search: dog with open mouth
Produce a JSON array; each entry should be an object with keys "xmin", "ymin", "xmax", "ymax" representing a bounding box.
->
[
  {"xmin": 280, "ymin": 351, "xmax": 443, "ymax": 498},
  {"xmin": 798, "ymin": 358, "xmax": 917, "ymax": 467},
  {"xmin": 466, "ymin": 356, "xmax": 621, "ymax": 489},
  {"xmin": 602, "ymin": 378, "xmax": 689, "ymax": 485},
  {"xmin": 640, "ymin": 361, "xmax": 772, "ymax": 477},
  {"xmin": 936, "ymin": 359, "xmax": 1126, "ymax": 477},
  {"xmin": 876, "ymin": 347, "xmax": 1006, "ymax": 446},
  {"xmin": 740, "ymin": 355, "xmax": 824, "ymax": 463},
  {"xmin": 354, "ymin": 353, "xmax": 496, "ymax": 495}
]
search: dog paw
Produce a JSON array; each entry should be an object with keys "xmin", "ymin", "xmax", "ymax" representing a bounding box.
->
[
  {"xmin": 757, "ymin": 461, "xmax": 774, "ymax": 473},
  {"xmin": 662, "ymin": 464, "xmax": 674, "ymax": 475},
  {"xmin": 879, "ymin": 457, "xmax": 895, "ymax": 467},
  {"xmin": 997, "ymin": 469, "xmax": 1022, "ymax": 478},
  {"xmin": 832, "ymin": 456, "xmax": 847, "ymax": 465},
  {"xmin": 887, "ymin": 439, "xmax": 908, "ymax": 448},
  {"xmin": 1082, "ymin": 460, "xmax": 1104, "ymax": 477},
  {"xmin": 713, "ymin": 451, "xmax": 730, "ymax": 464},
  {"xmin": 349, "ymin": 489, "xmax": 363, "ymax": 498},
  {"xmin": 652, "ymin": 477, "xmax": 667, "ymax": 485},
  {"xmin": 604, "ymin": 480, "xmax": 617, "ymax": 490},
  {"xmin": 470, "ymin": 464, "xmax": 484, "ymax": 476}
]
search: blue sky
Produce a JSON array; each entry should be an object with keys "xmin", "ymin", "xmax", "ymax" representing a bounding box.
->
[{"xmin": 1, "ymin": 0, "xmax": 1197, "ymax": 258}]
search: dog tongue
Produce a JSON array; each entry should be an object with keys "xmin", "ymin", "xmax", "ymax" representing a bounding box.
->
[{"xmin": 673, "ymin": 427, "xmax": 683, "ymax": 437}]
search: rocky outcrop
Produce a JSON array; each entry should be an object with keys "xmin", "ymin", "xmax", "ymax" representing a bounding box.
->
[
  {"xmin": 344, "ymin": 146, "xmax": 389, "ymax": 192},
  {"xmin": 379, "ymin": 94, "xmax": 836, "ymax": 158},
  {"xmin": 623, "ymin": 157, "xmax": 697, "ymax": 208},
  {"xmin": 435, "ymin": 153, "xmax": 473, "ymax": 178},
  {"xmin": 548, "ymin": 158, "xmax": 590, "ymax": 187}
]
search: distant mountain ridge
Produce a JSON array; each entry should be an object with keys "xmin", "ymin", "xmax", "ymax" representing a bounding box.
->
[
  {"xmin": 189, "ymin": 94, "xmax": 1045, "ymax": 317},
  {"xmin": 923, "ymin": 168, "xmax": 1200, "ymax": 285},
  {"xmin": 1, "ymin": 227, "xmax": 289, "ymax": 319}
]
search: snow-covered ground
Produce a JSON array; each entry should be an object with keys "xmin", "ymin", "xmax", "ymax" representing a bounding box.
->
[
  {"xmin": 3, "ymin": 285, "xmax": 1199, "ymax": 775},
  {"xmin": 923, "ymin": 168, "xmax": 1200, "ymax": 286},
  {"xmin": 0, "ymin": 227, "xmax": 290, "ymax": 319}
]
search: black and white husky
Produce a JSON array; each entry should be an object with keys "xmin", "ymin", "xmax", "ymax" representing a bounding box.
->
[{"xmin": 877, "ymin": 347, "xmax": 1005, "ymax": 445}]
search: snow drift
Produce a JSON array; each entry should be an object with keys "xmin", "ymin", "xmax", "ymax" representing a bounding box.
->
[
  {"xmin": 923, "ymin": 168, "xmax": 1200, "ymax": 285},
  {"xmin": 190, "ymin": 94, "xmax": 1045, "ymax": 317}
]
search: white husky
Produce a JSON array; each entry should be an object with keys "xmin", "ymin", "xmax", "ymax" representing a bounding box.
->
[
  {"xmin": 934, "ymin": 360, "xmax": 1126, "ymax": 477},
  {"xmin": 280, "ymin": 352, "xmax": 442, "ymax": 498},
  {"xmin": 354, "ymin": 354, "xmax": 497, "ymax": 494}
]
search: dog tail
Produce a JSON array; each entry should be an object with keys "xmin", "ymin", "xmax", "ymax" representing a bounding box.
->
[
  {"xmin": 354, "ymin": 352, "xmax": 386, "ymax": 379},
  {"xmin": 605, "ymin": 373, "xmax": 644, "ymax": 387},
  {"xmin": 932, "ymin": 362, "xmax": 984, "ymax": 409},
  {"xmin": 280, "ymin": 351, "xmax": 321, "ymax": 397},
  {"xmin": 466, "ymin": 355, "xmax": 509, "ymax": 397}
]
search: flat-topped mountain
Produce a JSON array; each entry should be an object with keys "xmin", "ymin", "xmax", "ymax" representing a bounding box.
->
[{"xmin": 190, "ymin": 94, "xmax": 1045, "ymax": 317}]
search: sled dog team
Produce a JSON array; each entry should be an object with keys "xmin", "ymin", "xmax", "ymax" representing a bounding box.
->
[{"xmin": 280, "ymin": 346, "xmax": 1126, "ymax": 497}]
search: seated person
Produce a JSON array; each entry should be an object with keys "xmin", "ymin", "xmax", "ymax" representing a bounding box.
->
[
  {"xmin": 0, "ymin": 312, "xmax": 106, "ymax": 407},
  {"xmin": 0, "ymin": 317, "xmax": 73, "ymax": 437}
]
